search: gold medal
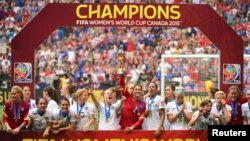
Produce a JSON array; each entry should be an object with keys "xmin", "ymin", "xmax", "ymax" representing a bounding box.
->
[
  {"xmin": 147, "ymin": 111, "xmax": 152, "ymax": 117},
  {"xmin": 105, "ymin": 119, "xmax": 109, "ymax": 123},
  {"xmin": 178, "ymin": 118, "xmax": 182, "ymax": 122}
]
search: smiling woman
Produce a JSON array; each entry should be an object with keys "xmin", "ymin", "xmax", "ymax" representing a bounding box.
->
[{"xmin": 2, "ymin": 86, "xmax": 29, "ymax": 134}]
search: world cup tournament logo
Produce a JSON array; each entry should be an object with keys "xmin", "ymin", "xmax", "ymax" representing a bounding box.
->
[
  {"xmin": 14, "ymin": 62, "xmax": 32, "ymax": 83},
  {"xmin": 223, "ymin": 64, "xmax": 241, "ymax": 84}
]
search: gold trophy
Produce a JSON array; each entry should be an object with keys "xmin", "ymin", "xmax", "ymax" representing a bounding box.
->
[{"xmin": 117, "ymin": 49, "xmax": 124, "ymax": 75}]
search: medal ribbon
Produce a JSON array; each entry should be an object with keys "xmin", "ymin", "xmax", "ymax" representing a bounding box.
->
[
  {"xmin": 175, "ymin": 100, "xmax": 183, "ymax": 119},
  {"xmin": 231, "ymin": 101, "xmax": 238, "ymax": 117},
  {"xmin": 135, "ymin": 100, "xmax": 143, "ymax": 114},
  {"xmin": 105, "ymin": 104, "xmax": 111, "ymax": 121},
  {"xmin": 13, "ymin": 101, "xmax": 22, "ymax": 122},
  {"xmin": 76, "ymin": 103, "xmax": 85, "ymax": 114},
  {"xmin": 60, "ymin": 109, "xmax": 70, "ymax": 119},
  {"xmin": 60, "ymin": 109, "xmax": 70, "ymax": 126},
  {"xmin": 148, "ymin": 94, "xmax": 156, "ymax": 111}
]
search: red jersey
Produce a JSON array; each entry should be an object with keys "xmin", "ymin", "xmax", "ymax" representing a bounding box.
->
[
  {"xmin": 3, "ymin": 100, "xmax": 29, "ymax": 129},
  {"xmin": 119, "ymin": 75, "xmax": 146, "ymax": 129},
  {"xmin": 226, "ymin": 96, "xmax": 248, "ymax": 125}
]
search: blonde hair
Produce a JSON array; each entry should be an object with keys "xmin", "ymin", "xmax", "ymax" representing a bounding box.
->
[
  {"xmin": 11, "ymin": 85, "xmax": 23, "ymax": 99},
  {"xmin": 228, "ymin": 85, "xmax": 242, "ymax": 100},
  {"xmin": 74, "ymin": 88, "xmax": 88, "ymax": 99},
  {"xmin": 215, "ymin": 91, "xmax": 226, "ymax": 98}
]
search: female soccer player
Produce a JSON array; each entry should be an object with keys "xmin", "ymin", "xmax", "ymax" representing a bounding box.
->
[
  {"xmin": 60, "ymin": 84, "xmax": 77, "ymax": 105},
  {"xmin": 70, "ymin": 88, "xmax": 95, "ymax": 131},
  {"xmin": 188, "ymin": 100, "xmax": 216, "ymax": 130},
  {"xmin": 142, "ymin": 82, "xmax": 165, "ymax": 138},
  {"xmin": 163, "ymin": 84, "xmax": 176, "ymax": 130},
  {"xmin": 3, "ymin": 86, "xmax": 30, "ymax": 135},
  {"xmin": 43, "ymin": 86, "xmax": 59, "ymax": 112},
  {"xmin": 52, "ymin": 97, "xmax": 75, "ymax": 134},
  {"xmin": 211, "ymin": 91, "xmax": 232, "ymax": 124},
  {"xmin": 23, "ymin": 86, "xmax": 36, "ymax": 109},
  {"xmin": 27, "ymin": 97, "xmax": 52, "ymax": 137},
  {"xmin": 118, "ymin": 74, "xmax": 146, "ymax": 132},
  {"xmin": 166, "ymin": 87, "xmax": 192, "ymax": 130},
  {"xmin": 241, "ymin": 90, "xmax": 250, "ymax": 125},
  {"xmin": 91, "ymin": 88, "xmax": 124, "ymax": 130},
  {"xmin": 226, "ymin": 85, "xmax": 247, "ymax": 125}
]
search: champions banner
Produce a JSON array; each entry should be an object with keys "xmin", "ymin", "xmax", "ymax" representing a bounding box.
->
[
  {"xmin": 0, "ymin": 130, "xmax": 207, "ymax": 141},
  {"xmin": 75, "ymin": 4, "xmax": 182, "ymax": 26}
]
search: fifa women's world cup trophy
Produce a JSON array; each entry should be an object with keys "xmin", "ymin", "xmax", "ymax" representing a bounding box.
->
[{"xmin": 117, "ymin": 49, "xmax": 124, "ymax": 75}]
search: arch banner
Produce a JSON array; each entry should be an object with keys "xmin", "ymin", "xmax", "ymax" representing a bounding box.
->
[{"xmin": 11, "ymin": 3, "xmax": 243, "ymax": 96}]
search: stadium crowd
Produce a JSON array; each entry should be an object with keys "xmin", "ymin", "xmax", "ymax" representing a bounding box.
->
[
  {"xmin": 1, "ymin": 0, "xmax": 250, "ymax": 137},
  {"xmin": 0, "ymin": 0, "xmax": 250, "ymax": 91}
]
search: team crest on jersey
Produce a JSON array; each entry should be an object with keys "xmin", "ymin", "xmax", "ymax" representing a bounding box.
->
[
  {"xmin": 45, "ymin": 117, "xmax": 49, "ymax": 121},
  {"xmin": 85, "ymin": 107, "xmax": 88, "ymax": 110}
]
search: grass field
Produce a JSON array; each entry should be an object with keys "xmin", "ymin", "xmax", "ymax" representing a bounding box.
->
[{"xmin": 0, "ymin": 105, "xmax": 3, "ymax": 126}]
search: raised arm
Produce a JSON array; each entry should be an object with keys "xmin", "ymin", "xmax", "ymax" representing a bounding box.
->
[
  {"xmin": 221, "ymin": 99, "xmax": 231, "ymax": 123},
  {"xmin": 89, "ymin": 89, "xmax": 100, "ymax": 109}
]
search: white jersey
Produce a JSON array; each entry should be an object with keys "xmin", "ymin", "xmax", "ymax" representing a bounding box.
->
[
  {"xmin": 70, "ymin": 102, "xmax": 95, "ymax": 130},
  {"xmin": 28, "ymin": 108, "xmax": 53, "ymax": 130},
  {"xmin": 211, "ymin": 103, "xmax": 232, "ymax": 125},
  {"xmin": 192, "ymin": 110, "xmax": 216, "ymax": 130},
  {"xmin": 29, "ymin": 99, "xmax": 36, "ymax": 109},
  {"xmin": 241, "ymin": 102, "xmax": 250, "ymax": 125},
  {"xmin": 210, "ymin": 99, "xmax": 216, "ymax": 105},
  {"xmin": 163, "ymin": 103, "xmax": 170, "ymax": 130},
  {"xmin": 68, "ymin": 97, "xmax": 75, "ymax": 106},
  {"xmin": 52, "ymin": 108, "xmax": 76, "ymax": 128},
  {"xmin": 166, "ymin": 101, "xmax": 192, "ymax": 130},
  {"xmin": 47, "ymin": 99, "xmax": 59, "ymax": 112},
  {"xmin": 142, "ymin": 95, "xmax": 165, "ymax": 130},
  {"xmin": 98, "ymin": 100, "xmax": 121, "ymax": 130}
]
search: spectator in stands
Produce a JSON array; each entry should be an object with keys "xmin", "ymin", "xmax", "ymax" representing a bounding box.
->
[
  {"xmin": 27, "ymin": 97, "xmax": 52, "ymax": 137},
  {"xmin": 3, "ymin": 86, "xmax": 29, "ymax": 135}
]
